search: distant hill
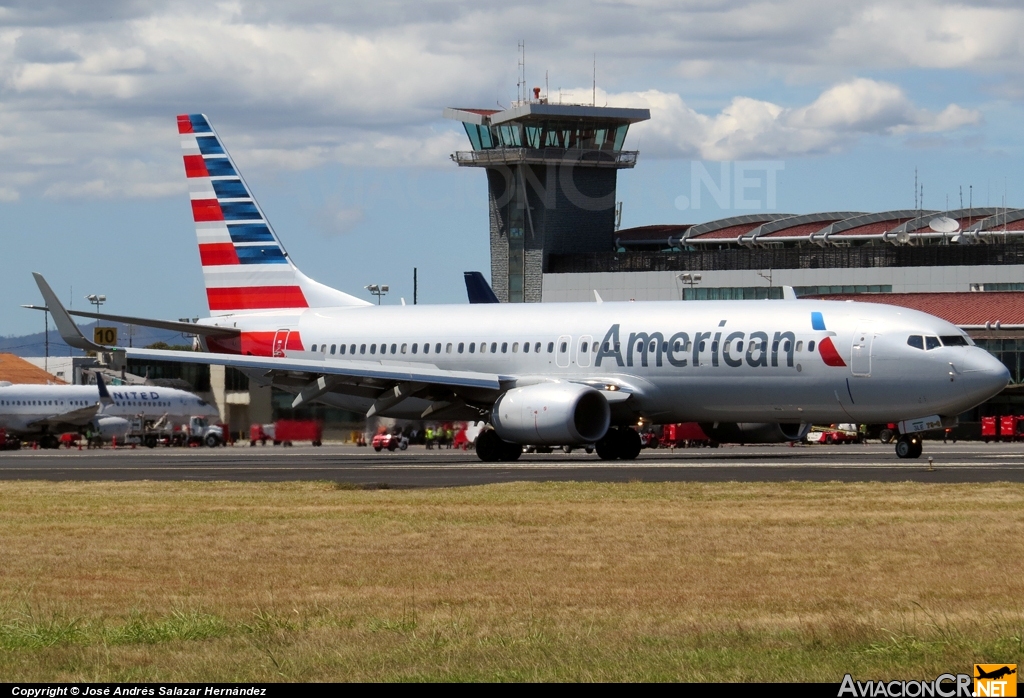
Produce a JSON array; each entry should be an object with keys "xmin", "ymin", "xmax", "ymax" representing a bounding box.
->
[{"xmin": 1, "ymin": 319, "xmax": 191, "ymax": 358}]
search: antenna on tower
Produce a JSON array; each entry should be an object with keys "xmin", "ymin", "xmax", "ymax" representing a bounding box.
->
[
  {"xmin": 914, "ymin": 168, "xmax": 918, "ymax": 210},
  {"xmin": 517, "ymin": 40, "xmax": 525, "ymax": 103},
  {"xmin": 592, "ymin": 54, "xmax": 597, "ymax": 107}
]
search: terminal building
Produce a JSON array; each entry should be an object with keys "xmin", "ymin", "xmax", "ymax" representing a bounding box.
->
[{"xmin": 447, "ymin": 98, "xmax": 1024, "ymax": 419}]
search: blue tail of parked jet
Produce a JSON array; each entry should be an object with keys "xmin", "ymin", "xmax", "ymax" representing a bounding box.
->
[{"xmin": 464, "ymin": 271, "xmax": 500, "ymax": 304}]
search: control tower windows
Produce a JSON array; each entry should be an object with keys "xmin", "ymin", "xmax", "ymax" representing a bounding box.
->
[{"xmin": 462, "ymin": 124, "xmax": 493, "ymax": 151}]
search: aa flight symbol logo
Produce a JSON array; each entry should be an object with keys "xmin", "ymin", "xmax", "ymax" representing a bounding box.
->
[{"xmin": 974, "ymin": 664, "xmax": 1017, "ymax": 697}]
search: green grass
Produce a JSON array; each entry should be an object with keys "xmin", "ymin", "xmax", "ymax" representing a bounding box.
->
[{"xmin": 0, "ymin": 480, "xmax": 1022, "ymax": 681}]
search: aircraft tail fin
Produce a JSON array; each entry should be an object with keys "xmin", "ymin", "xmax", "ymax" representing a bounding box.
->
[
  {"xmin": 463, "ymin": 271, "xmax": 500, "ymax": 304},
  {"xmin": 177, "ymin": 114, "xmax": 371, "ymax": 315},
  {"xmin": 94, "ymin": 372, "xmax": 114, "ymax": 407}
]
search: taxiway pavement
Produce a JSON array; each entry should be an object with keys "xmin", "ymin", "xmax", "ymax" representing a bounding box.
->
[{"xmin": 2, "ymin": 442, "xmax": 1023, "ymax": 486}]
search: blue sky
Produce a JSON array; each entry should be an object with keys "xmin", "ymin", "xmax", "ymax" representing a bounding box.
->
[{"xmin": 2, "ymin": 0, "xmax": 1023, "ymax": 336}]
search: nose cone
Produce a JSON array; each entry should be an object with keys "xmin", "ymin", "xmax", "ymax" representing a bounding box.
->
[{"xmin": 961, "ymin": 348, "xmax": 1011, "ymax": 404}]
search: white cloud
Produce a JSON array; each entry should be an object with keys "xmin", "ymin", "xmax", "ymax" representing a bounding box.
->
[
  {"xmin": 588, "ymin": 79, "xmax": 981, "ymax": 160},
  {"xmin": 312, "ymin": 204, "xmax": 365, "ymax": 237},
  {"xmin": 0, "ymin": 1, "xmax": 1010, "ymax": 197}
]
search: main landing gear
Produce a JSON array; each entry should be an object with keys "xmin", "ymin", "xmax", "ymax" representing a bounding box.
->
[
  {"xmin": 475, "ymin": 429, "xmax": 522, "ymax": 462},
  {"xmin": 595, "ymin": 427, "xmax": 642, "ymax": 461},
  {"xmin": 895, "ymin": 434, "xmax": 923, "ymax": 459}
]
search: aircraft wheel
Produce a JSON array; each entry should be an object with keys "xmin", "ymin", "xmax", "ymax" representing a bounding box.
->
[
  {"xmin": 879, "ymin": 428, "xmax": 894, "ymax": 444},
  {"xmin": 895, "ymin": 435, "xmax": 922, "ymax": 459},
  {"xmin": 618, "ymin": 428, "xmax": 642, "ymax": 461},
  {"xmin": 41, "ymin": 434, "xmax": 59, "ymax": 450},
  {"xmin": 475, "ymin": 430, "xmax": 503, "ymax": 462},
  {"xmin": 500, "ymin": 439, "xmax": 522, "ymax": 462},
  {"xmin": 595, "ymin": 427, "xmax": 620, "ymax": 460}
]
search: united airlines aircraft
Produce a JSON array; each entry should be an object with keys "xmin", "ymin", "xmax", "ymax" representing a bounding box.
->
[
  {"xmin": 0, "ymin": 372, "xmax": 218, "ymax": 448},
  {"xmin": 32, "ymin": 114, "xmax": 1011, "ymax": 460}
]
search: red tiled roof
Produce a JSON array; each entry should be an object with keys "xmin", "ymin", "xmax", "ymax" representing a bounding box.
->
[
  {"xmin": 0, "ymin": 353, "xmax": 67, "ymax": 384},
  {"xmin": 981, "ymin": 220, "xmax": 1024, "ymax": 232},
  {"xmin": 762, "ymin": 220, "xmax": 841, "ymax": 238},
  {"xmin": 690, "ymin": 223, "xmax": 763, "ymax": 240},
  {"xmin": 834, "ymin": 218, "xmax": 914, "ymax": 236},
  {"xmin": 808, "ymin": 292, "xmax": 1024, "ymax": 326}
]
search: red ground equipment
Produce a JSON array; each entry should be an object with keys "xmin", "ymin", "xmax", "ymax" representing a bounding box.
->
[
  {"xmin": 1000, "ymin": 415, "xmax": 1017, "ymax": 442},
  {"xmin": 273, "ymin": 419, "xmax": 323, "ymax": 447},
  {"xmin": 0, "ymin": 428, "xmax": 21, "ymax": 451},
  {"xmin": 982, "ymin": 416, "xmax": 997, "ymax": 442},
  {"xmin": 660, "ymin": 422, "xmax": 713, "ymax": 448}
]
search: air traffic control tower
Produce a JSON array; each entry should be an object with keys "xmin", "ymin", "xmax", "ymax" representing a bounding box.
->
[{"xmin": 445, "ymin": 96, "xmax": 649, "ymax": 302}]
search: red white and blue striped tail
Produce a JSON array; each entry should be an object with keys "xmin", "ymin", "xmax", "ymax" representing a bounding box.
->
[{"xmin": 177, "ymin": 113, "xmax": 370, "ymax": 315}]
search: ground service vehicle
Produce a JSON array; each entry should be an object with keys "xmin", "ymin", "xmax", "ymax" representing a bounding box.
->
[
  {"xmin": 33, "ymin": 114, "xmax": 1012, "ymax": 462},
  {"xmin": 371, "ymin": 432, "xmax": 408, "ymax": 451},
  {"xmin": 0, "ymin": 428, "xmax": 21, "ymax": 451}
]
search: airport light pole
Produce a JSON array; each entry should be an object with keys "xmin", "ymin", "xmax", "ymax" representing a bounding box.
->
[
  {"xmin": 365, "ymin": 284, "xmax": 389, "ymax": 305},
  {"xmin": 677, "ymin": 273, "xmax": 701, "ymax": 300},
  {"xmin": 85, "ymin": 293, "xmax": 106, "ymax": 314}
]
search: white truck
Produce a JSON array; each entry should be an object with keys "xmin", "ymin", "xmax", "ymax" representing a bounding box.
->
[{"xmin": 130, "ymin": 415, "xmax": 225, "ymax": 448}]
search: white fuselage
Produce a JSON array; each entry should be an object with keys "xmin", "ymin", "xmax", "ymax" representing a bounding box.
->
[
  {"xmin": 198, "ymin": 298, "xmax": 1009, "ymax": 424},
  {"xmin": 0, "ymin": 383, "xmax": 218, "ymax": 435}
]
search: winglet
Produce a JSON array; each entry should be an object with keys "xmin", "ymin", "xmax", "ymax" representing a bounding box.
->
[
  {"xmin": 94, "ymin": 372, "xmax": 114, "ymax": 406},
  {"xmin": 594, "ymin": 290, "xmax": 603, "ymax": 303},
  {"xmin": 782, "ymin": 286, "xmax": 797, "ymax": 300},
  {"xmin": 32, "ymin": 273, "xmax": 107, "ymax": 352}
]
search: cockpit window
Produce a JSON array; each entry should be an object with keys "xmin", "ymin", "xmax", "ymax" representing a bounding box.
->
[
  {"xmin": 925, "ymin": 336, "xmax": 941, "ymax": 350},
  {"xmin": 940, "ymin": 335, "xmax": 969, "ymax": 347},
  {"xmin": 907, "ymin": 335, "xmax": 924, "ymax": 350}
]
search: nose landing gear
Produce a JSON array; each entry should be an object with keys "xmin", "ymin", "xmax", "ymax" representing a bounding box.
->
[{"xmin": 895, "ymin": 434, "xmax": 923, "ymax": 459}]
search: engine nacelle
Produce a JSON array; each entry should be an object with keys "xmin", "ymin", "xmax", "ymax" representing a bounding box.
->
[
  {"xmin": 492, "ymin": 383, "xmax": 610, "ymax": 445},
  {"xmin": 93, "ymin": 416, "xmax": 131, "ymax": 441},
  {"xmin": 698, "ymin": 422, "xmax": 811, "ymax": 444}
]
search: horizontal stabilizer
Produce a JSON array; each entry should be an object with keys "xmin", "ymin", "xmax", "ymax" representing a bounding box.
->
[{"xmin": 23, "ymin": 305, "xmax": 238, "ymax": 338}]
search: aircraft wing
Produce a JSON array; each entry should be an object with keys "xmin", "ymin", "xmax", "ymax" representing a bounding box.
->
[
  {"xmin": 27, "ymin": 402, "xmax": 100, "ymax": 429},
  {"xmin": 125, "ymin": 348, "xmax": 504, "ymax": 390},
  {"xmin": 125, "ymin": 347, "xmax": 506, "ymax": 418}
]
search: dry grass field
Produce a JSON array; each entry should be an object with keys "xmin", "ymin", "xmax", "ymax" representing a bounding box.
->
[{"xmin": 1, "ymin": 480, "xmax": 1022, "ymax": 682}]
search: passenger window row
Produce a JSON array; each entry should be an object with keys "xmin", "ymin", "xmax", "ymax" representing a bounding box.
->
[
  {"xmin": 308, "ymin": 335, "xmax": 825, "ymax": 358},
  {"xmin": 308, "ymin": 340, "xmax": 562, "ymax": 356}
]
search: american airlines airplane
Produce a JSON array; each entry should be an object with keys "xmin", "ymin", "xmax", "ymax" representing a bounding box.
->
[
  {"xmin": 0, "ymin": 372, "xmax": 219, "ymax": 449},
  {"xmin": 32, "ymin": 113, "xmax": 1011, "ymax": 460}
]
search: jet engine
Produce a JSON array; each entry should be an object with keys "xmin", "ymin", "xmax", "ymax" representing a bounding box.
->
[
  {"xmin": 698, "ymin": 422, "xmax": 812, "ymax": 444},
  {"xmin": 93, "ymin": 415, "xmax": 131, "ymax": 441},
  {"xmin": 492, "ymin": 383, "xmax": 610, "ymax": 445}
]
